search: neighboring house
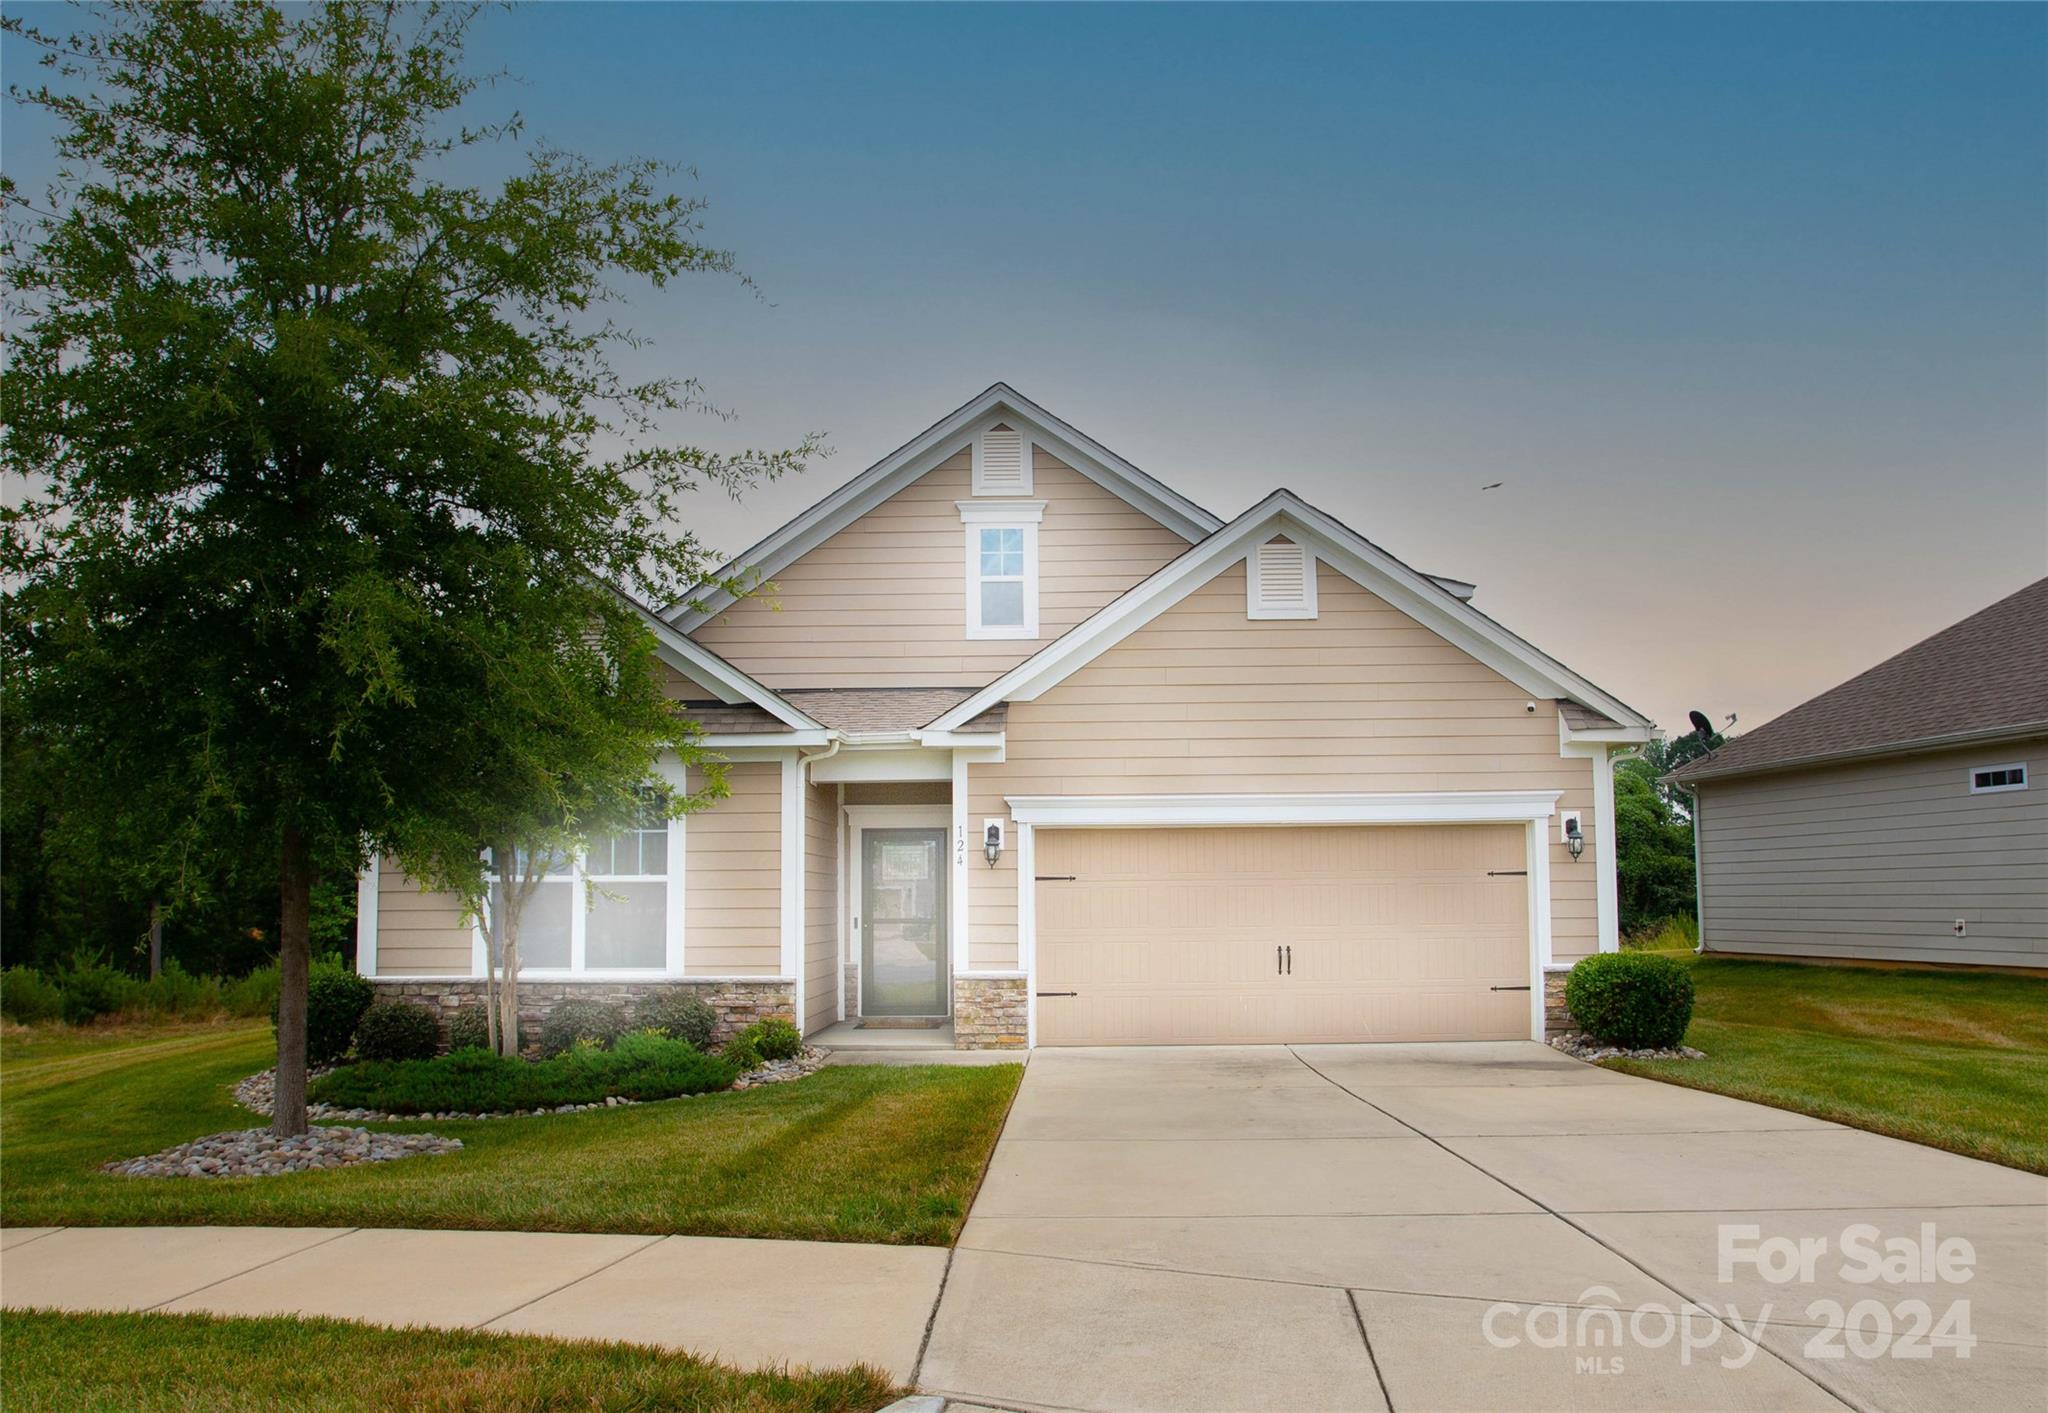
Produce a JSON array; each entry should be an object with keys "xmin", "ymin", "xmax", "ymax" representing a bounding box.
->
[
  {"xmin": 356, "ymin": 384, "xmax": 1655, "ymax": 1047},
  {"xmin": 1669, "ymin": 578, "xmax": 2047, "ymax": 970}
]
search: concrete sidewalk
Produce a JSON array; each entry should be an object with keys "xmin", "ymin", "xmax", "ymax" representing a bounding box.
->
[{"xmin": 0, "ymin": 1224, "xmax": 946, "ymax": 1382}]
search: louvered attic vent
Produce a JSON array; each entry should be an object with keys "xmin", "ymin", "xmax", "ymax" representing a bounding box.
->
[
  {"xmin": 1248, "ymin": 539, "xmax": 1317, "ymax": 619},
  {"xmin": 973, "ymin": 424, "xmax": 1031, "ymax": 495}
]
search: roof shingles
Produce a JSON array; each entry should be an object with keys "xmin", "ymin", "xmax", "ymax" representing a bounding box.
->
[{"xmin": 1673, "ymin": 577, "xmax": 2048, "ymax": 782}]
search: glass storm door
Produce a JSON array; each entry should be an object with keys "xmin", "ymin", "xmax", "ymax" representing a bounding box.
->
[{"xmin": 861, "ymin": 829, "xmax": 948, "ymax": 1016}]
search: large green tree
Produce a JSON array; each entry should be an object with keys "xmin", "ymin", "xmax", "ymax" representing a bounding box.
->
[{"xmin": 3, "ymin": 1, "xmax": 811, "ymax": 1131}]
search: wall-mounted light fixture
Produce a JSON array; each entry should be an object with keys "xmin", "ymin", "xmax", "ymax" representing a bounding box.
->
[
  {"xmin": 1565, "ymin": 817, "xmax": 1585, "ymax": 862},
  {"xmin": 983, "ymin": 820, "xmax": 1004, "ymax": 868}
]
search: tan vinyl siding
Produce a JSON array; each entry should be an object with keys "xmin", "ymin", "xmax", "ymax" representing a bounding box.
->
[
  {"xmin": 1696, "ymin": 739, "xmax": 2047, "ymax": 968},
  {"xmin": 803, "ymin": 780, "xmax": 838, "ymax": 1033},
  {"xmin": 844, "ymin": 781, "xmax": 950, "ymax": 806},
  {"xmin": 693, "ymin": 448, "xmax": 1189, "ymax": 688},
  {"xmin": 966, "ymin": 561, "xmax": 1595, "ymax": 971},
  {"xmin": 661, "ymin": 665, "xmax": 717, "ymax": 700},
  {"xmin": 374, "ymin": 859, "xmax": 472, "ymax": 977},
  {"xmin": 684, "ymin": 760, "xmax": 782, "ymax": 975}
]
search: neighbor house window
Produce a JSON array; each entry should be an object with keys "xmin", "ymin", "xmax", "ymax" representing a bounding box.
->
[
  {"xmin": 1969, "ymin": 763, "xmax": 2028, "ymax": 794},
  {"xmin": 959, "ymin": 500, "xmax": 1043, "ymax": 639},
  {"xmin": 480, "ymin": 794, "xmax": 681, "ymax": 975}
]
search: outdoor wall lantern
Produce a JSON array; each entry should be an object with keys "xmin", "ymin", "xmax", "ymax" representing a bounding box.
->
[
  {"xmin": 1565, "ymin": 817, "xmax": 1585, "ymax": 862},
  {"xmin": 983, "ymin": 822, "xmax": 1004, "ymax": 868}
]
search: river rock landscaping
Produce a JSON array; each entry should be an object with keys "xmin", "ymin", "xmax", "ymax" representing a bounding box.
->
[
  {"xmin": 102, "ymin": 1126, "xmax": 461, "ymax": 1179},
  {"xmin": 1549, "ymin": 1031, "xmax": 1706, "ymax": 1063}
]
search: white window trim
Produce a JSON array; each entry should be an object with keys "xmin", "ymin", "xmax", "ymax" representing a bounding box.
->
[
  {"xmin": 1247, "ymin": 540, "xmax": 1317, "ymax": 620},
  {"xmin": 971, "ymin": 424, "xmax": 1035, "ymax": 496},
  {"xmin": 473, "ymin": 815, "xmax": 686, "ymax": 980},
  {"xmin": 1969, "ymin": 762, "xmax": 2028, "ymax": 794},
  {"xmin": 960, "ymin": 501, "xmax": 1043, "ymax": 640}
]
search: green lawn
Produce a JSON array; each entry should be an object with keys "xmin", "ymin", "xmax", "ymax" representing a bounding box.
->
[
  {"xmin": 0, "ymin": 1310, "xmax": 900, "ymax": 1412},
  {"xmin": 1, "ymin": 1021, "xmax": 1020, "ymax": 1243},
  {"xmin": 1604, "ymin": 955, "xmax": 2048, "ymax": 1173}
]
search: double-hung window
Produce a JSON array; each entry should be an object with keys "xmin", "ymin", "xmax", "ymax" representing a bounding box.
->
[
  {"xmin": 960, "ymin": 500, "xmax": 1044, "ymax": 639},
  {"xmin": 480, "ymin": 794, "xmax": 681, "ymax": 977}
]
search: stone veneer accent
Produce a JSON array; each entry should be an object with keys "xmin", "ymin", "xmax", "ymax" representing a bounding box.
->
[
  {"xmin": 370, "ymin": 978, "xmax": 795, "ymax": 1054},
  {"xmin": 1543, "ymin": 969, "xmax": 1572, "ymax": 1035},
  {"xmin": 952, "ymin": 976, "xmax": 1026, "ymax": 1049}
]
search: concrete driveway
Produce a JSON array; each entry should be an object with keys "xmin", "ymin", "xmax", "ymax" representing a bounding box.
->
[{"xmin": 918, "ymin": 1043, "xmax": 2047, "ymax": 1413}]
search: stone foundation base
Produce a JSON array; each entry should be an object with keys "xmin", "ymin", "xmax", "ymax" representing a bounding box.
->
[
  {"xmin": 1543, "ymin": 970, "xmax": 1572, "ymax": 1035},
  {"xmin": 370, "ymin": 978, "xmax": 795, "ymax": 1053},
  {"xmin": 952, "ymin": 976, "xmax": 1026, "ymax": 1049}
]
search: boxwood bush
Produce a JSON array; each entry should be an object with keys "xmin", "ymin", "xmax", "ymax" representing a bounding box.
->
[
  {"xmin": 278, "ymin": 964, "xmax": 375, "ymax": 1065},
  {"xmin": 445, "ymin": 1006, "xmax": 494, "ymax": 1053},
  {"xmin": 353, "ymin": 1001, "xmax": 440, "ymax": 1062},
  {"xmin": 1564, "ymin": 952, "xmax": 1695, "ymax": 1050},
  {"xmin": 744, "ymin": 1017, "xmax": 802, "ymax": 1062},
  {"xmin": 633, "ymin": 991, "xmax": 717, "ymax": 1050},
  {"xmin": 536, "ymin": 999, "xmax": 629, "ymax": 1058},
  {"xmin": 722, "ymin": 1032, "xmax": 763, "ymax": 1071},
  {"xmin": 310, "ymin": 1031, "xmax": 738, "ymax": 1113}
]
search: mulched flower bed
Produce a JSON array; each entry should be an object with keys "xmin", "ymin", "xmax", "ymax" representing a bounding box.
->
[
  {"xmin": 1549, "ymin": 1031, "xmax": 1706, "ymax": 1063},
  {"xmin": 102, "ymin": 1127, "xmax": 461, "ymax": 1180},
  {"xmin": 233, "ymin": 1046, "xmax": 828, "ymax": 1122}
]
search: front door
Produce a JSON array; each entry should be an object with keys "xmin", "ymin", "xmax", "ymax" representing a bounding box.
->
[{"xmin": 861, "ymin": 828, "xmax": 948, "ymax": 1017}]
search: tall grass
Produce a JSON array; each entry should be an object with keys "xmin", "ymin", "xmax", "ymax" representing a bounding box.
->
[
  {"xmin": 0, "ymin": 958, "xmax": 279, "ymax": 1027},
  {"xmin": 1622, "ymin": 914, "xmax": 1699, "ymax": 952}
]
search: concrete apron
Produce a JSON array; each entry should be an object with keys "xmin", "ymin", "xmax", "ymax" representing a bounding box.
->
[
  {"xmin": 917, "ymin": 1042, "xmax": 2048, "ymax": 1413},
  {"xmin": 0, "ymin": 1226, "xmax": 947, "ymax": 1384}
]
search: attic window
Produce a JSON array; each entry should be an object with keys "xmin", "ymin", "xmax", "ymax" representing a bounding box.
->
[
  {"xmin": 1248, "ymin": 539, "xmax": 1317, "ymax": 619},
  {"xmin": 960, "ymin": 499, "xmax": 1044, "ymax": 639},
  {"xmin": 1969, "ymin": 763, "xmax": 2028, "ymax": 794},
  {"xmin": 972, "ymin": 424, "xmax": 1032, "ymax": 495}
]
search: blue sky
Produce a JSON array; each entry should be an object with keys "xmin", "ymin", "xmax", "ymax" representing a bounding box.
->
[{"xmin": 7, "ymin": 3, "xmax": 2044, "ymax": 730}]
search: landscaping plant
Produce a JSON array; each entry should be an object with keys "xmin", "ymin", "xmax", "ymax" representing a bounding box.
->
[
  {"xmin": 311, "ymin": 1032, "xmax": 738, "ymax": 1114},
  {"xmin": 1, "ymin": 0, "xmax": 813, "ymax": 1134},
  {"xmin": 537, "ymin": 1000, "xmax": 631, "ymax": 1058},
  {"xmin": 1564, "ymin": 952, "xmax": 1696, "ymax": 1050},
  {"xmin": 445, "ymin": 1007, "xmax": 495, "ymax": 1053},
  {"xmin": 284, "ymin": 966, "xmax": 375, "ymax": 1066},
  {"xmin": 352, "ymin": 1001, "xmax": 441, "ymax": 1063},
  {"xmin": 634, "ymin": 992, "xmax": 718, "ymax": 1050},
  {"xmin": 722, "ymin": 1033, "xmax": 765, "ymax": 1071},
  {"xmin": 744, "ymin": 1017, "xmax": 803, "ymax": 1062}
]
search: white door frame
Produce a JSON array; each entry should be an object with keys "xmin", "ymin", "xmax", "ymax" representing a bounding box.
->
[
  {"xmin": 845, "ymin": 805, "xmax": 952, "ymax": 1019},
  {"xmin": 1007, "ymin": 791, "xmax": 1561, "ymax": 1045}
]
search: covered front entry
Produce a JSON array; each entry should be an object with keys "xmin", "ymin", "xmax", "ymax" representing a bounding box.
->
[
  {"xmin": 1033, "ymin": 823, "xmax": 1532, "ymax": 1045},
  {"xmin": 859, "ymin": 826, "xmax": 949, "ymax": 1017}
]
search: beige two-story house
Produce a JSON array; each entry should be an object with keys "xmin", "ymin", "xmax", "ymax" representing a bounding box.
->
[{"xmin": 356, "ymin": 385, "xmax": 1655, "ymax": 1048}]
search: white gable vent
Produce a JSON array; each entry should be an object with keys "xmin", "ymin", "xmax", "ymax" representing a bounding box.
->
[
  {"xmin": 1248, "ymin": 539, "xmax": 1317, "ymax": 619},
  {"xmin": 973, "ymin": 424, "xmax": 1032, "ymax": 495}
]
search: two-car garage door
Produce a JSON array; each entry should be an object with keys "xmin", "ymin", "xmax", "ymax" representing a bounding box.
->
[{"xmin": 1034, "ymin": 824, "xmax": 1533, "ymax": 1046}]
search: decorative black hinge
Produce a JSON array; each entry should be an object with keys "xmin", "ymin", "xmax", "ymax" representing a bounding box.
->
[
  {"xmin": 1034, "ymin": 875, "xmax": 1077, "ymax": 882},
  {"xmin": 1486, "ymin": 870, "xmax": 1529, "ymax": 877},
  {"xmin": 1035, "ymin": 991, "xmax": 1078, "ymax": 998},
  {"xmin": 1490, "ymin": 985, "xmax": 1532, "ymax": 992}
]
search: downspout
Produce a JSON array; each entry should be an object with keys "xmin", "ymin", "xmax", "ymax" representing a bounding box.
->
[{"xmin": 800, "ymin": 734, "xmax": 842, "ymax": 783}]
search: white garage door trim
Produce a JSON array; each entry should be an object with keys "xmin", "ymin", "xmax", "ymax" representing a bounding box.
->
[{"xmin": 1006, "ymin": 791, "xmax": 1561, "ymax": 1047}]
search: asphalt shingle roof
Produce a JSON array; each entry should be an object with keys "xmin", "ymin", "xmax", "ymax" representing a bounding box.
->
[{"xmin": 1671, "ymin": 577, "xmax": 2048, "ymax": 783}]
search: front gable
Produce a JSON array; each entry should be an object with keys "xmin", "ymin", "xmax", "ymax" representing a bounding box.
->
[{"xmin": 685, "ymin": 395, "xmax": 1201, "ymax": 689}]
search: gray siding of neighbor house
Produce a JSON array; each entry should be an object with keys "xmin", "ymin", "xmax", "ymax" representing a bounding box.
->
[{"xmin": 1695, "ymin": 738, "xmax": 2047, "ymax": 969}]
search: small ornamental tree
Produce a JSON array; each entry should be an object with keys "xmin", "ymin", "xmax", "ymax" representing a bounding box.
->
[{"xmin": 2, "ymin": 2, "xmax": 813, "ymax": 1132}]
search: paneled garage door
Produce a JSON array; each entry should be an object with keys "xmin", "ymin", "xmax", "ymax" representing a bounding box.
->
[{"xmin": 1034, "ymin": 824, "xmax": 1532, "ymax": 1045}]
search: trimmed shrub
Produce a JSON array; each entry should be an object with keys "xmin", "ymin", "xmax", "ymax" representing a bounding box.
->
[
  {"xmin": 742, "ymin": 1017, "xmax": 802, "ymax": 1062},
  {"xmin": 445, "ymin": 1007, "xmax": 494, "ymax": 1053},
  {"xmin": 310, "ymin": 1033, "xmax": 739, "ymax": 1114},
  {"xmin": 722, "ymin": 1032, "xmax": 763, "ymax": 1071},
  {"xmin": 633, "ymin": 992, "xmax": 716, "ymax": 1050},
  {"xmin": 223, "ymin": 964, "xmax": 280, "ymax": 1018},
  {"xmin": 353, "ymin": 1001, "xmax": 441, "ymax": 1062},
  {"xmin": 279, "ymin": 964, "xmax": 376, "ymax": 1065},
  {"xmin": 58, "ymin": 958, "xmax": 138, "ymax": 1024},
  {"xmin": 537, "ymin": 999, "xmax": 629, "ymax": 1058},
  {"xmin": 1564, "ymin": 952, "xmax": 1695, "ymax": 1050},
  {"xmin": 1, "ymin": 967, "xmax": 63, "ymax": 1024}
]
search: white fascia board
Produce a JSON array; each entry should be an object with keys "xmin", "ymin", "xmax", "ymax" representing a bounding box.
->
[
  {"xmin": 699, "ymin": 730, "xmax": 833, "ymax": 750},
  {"xmin": 1003, "ymin": 791, "xmax": 1562, "ymax": 828},
  {"xmin": 1561, "ymin": 721, "xmax": 1657, "ymax": 746},
  {"xmin": 916, "ymin": 732, "xmax": 1005, "ymax": 757},
  {"xmin": 930, "ymin": 491, "xmax": 1654, "ymax": 733},
  {"xmin": 810, "ymin": 745, "xmax": 953, "ymax": 783},
  {"xmin": 665, "ymin": 384, "xmax": 1221, "ymax": 629}
]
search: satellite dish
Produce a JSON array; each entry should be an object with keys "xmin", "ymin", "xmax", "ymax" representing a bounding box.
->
[{"xmin": 1688, "ymin": 710, "xmax": 1715, "ymax": 741}]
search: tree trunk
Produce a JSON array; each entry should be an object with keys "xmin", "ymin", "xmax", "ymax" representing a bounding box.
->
[
  {"xmin": 148, "ymin": 899, "xmax": 163, "ymax": 980},
  {"xmin": 497, "ymin": 925, "xmax": 522, "ymax": 1059},
  {"xmin": 273, "ymin": 825, "xmax": 313, "ymax": 1138}
]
